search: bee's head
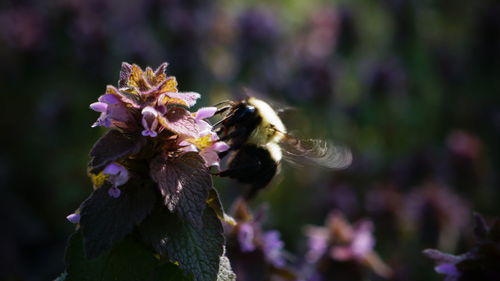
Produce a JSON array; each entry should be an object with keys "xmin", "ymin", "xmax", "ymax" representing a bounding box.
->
[{"xmin": 222, "ymin": 100, "xmax": 258, "ymax": 127}]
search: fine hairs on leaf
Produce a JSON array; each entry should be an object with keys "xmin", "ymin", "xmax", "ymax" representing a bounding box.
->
[
  {"xmin": 88, "ymin": 129, "xmax": 146, "ymax": 174},
  {"xmin": 150, "ymin": 152, "xmax": 212, "ymax": 228},
  {"xmin": 139, "ymin": 204, "xmax": 227, "ymax": 281},
  {"xmin": 158, "ymin": 106, "xmax": 200, "ymax": 138},
  {"xmin": 79, "ymin": 178, "xmax": 157, "ymax": 258}
]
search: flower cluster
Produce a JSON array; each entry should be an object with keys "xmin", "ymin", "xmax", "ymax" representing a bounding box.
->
[
  {"xmin": 303, "ymin": 211, "xmax": 391, "ymax": 281},
  {"xmin": 90, "ymin": 62, "xmax": 227, "ymax": 162},
  {"xmin": 87, "ymin": 62, "xmax": 227, "ymax": 196},
  {"xmin": 68, "ymin": 62, "xmax": 229, "ymax": 226}
]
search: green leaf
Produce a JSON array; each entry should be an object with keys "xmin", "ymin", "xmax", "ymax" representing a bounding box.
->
[
  {"xmin": 139, "ymin": 205, "xmax": 225, "ymax": 281},
  {"xmin": 88, "ymin": 129, "xmax": 145, "ymax": 173},
  {"xmin": 65, "ymin": 231, "xmax": 191, "ymax": 281},
  {"xmin": 79, "ymin": 177, "xmax": 157, "ymax": 258},
  {"xmin": 150, "ymin": 152, "xmax": 211, "ymax": 227}
]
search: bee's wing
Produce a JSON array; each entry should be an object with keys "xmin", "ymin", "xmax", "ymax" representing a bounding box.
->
[{"xmin": 281, "ymin": 136, "xmax": 352, "ymax": 169}]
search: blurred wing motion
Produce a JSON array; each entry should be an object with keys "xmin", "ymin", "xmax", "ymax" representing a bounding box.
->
[{"xmin": 280, "ymin": 135, "xmax": 352, "ymax": 169}]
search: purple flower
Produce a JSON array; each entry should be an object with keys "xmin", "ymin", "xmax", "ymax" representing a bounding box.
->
[
  {"xmin": 238, "ymin": 223, "xmax": 256, "ymax": 252},
  {"xmin": 350, "ymin": 221, "xmax": 375, "ymax": 258},
  {"xmin": 103, "ymin": 163, "xmax": 129, "ymax": 198},
  {"xmin": 195, "ymin": 107, "xmax": 218, "ymax": 120},
  {"xmin": 305, "ymin": 227, "xmax": 329, "ymax": 263},
  {"xmin": 435, "ymin": 263, "xmax": 460, "ymax": 277},
  {"xmin": 305, "ymin": 211, "xmax": 392, "ymax": 278},
  {"xmin": 141, "ymin": 106, "xmax": 160, "ymax": 137},
  {"xmin": 66, "ymin": 213, "xmax": 80, "ymax": 224},
  {"xmin": 330, "ymin": 221, "xmax": 375, "ymax": 261},
  {"xmin": 90, "ymin": 91, "xmax": 133, "ymax": 128},
  {"xmin": 179, "ymin": 128, "xmax": 230, "ymax": 168},
  {"xmin": 199, "ymin": 137, "xmax": 230, "ymax": 168},
  {"xmin": 108, "ymin": 186, "xmax": 122, "ymax": 198},
  {"xmin": 262, "ymin": 230, "xmax": 286, "ymax": 268},
  {"xmin": 89, "ymin": 102, "xmax": 108, "ymax": 113}
]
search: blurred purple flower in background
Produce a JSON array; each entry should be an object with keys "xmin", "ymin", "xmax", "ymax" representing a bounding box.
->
[
  {"xmin": 0, "ymin": 7, "xmax": 45, "ymax": 50},
  {"xmin": 303, "ymin": 211, "xmax": 392, "ymax": 281},
  {"xmin": 238, "ymin": 223, "xmax": 256, "ymax": 252},
  {"xmin": 262, "ymin": 230, "xmax": 286, "ymax": 268},
  {"xmin": 405, "ymin": 182, "xmax": 469, "ymax": 252},
  {"xmin": 424, "ymin": 213, "xmax": 500, "ymax": 281},
  {"xmin": 226, "ymin": 199, "xmax": 294, "ymax": 280}
]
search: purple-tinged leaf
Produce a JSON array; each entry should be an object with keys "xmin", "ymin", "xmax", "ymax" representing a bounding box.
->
[
  {"xmin": 118, "ymin": 62, "xmax": 132, "ymax": 88},
  {"xmin": 159, "ymin": 107, "xmax": 199, "ymax": 138},
  {"xmin": 79, "ymin": 178, "xmax": 157, "ymax": 258},
  {"xmin": 105, "ymin": 85, "xmax": 140, "ymax": 108},
  {"xmin": 88, "ymin": 130, "xmax": 145, "ymax": 173},
  {"xmin": 162, "ymin": 91, "xmax": 200, "ymax": 108},
  {"xmin": 154, "ymin": 62, "xmax": 168, "ymax": 76},
  {"xmin": 150, "ymin": 152, "xmax": 211, "ymax": 227}
]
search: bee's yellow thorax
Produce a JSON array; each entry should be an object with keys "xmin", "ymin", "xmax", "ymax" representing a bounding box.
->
[{"xmin": 247, "ymin": 98, "xmax": 286, "ymax": 146}]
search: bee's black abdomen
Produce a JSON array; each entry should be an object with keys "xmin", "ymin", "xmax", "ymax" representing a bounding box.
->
[{"xmin": 218, "ymin": 144, "xmax": 278, "ymax": 199}]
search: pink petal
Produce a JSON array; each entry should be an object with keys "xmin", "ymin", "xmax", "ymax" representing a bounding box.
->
[
  {"xmin": 180, "ymin": 143, "xmax": 198, "ymax": 152},
  {"xmin": 212, "ymin": 142, "xmax": 230, "ymax": 152},
  {"xmin": 195, "ymin": 107, "xmax": 218, "ymax": 120},
  {"xmin": 200, "ymin": 150, "xmax": 220, "ymax": 167},
  {"xmin": 196, "ymin": 120, "xmax": 213, "ymax": 135},
  {"xmin": 90, "ymin": 102, "xmax": 108, "ymax": 112}
]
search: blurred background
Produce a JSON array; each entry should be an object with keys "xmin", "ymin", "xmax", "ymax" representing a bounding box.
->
[{"xmin": 1, "ymin": 0, "xmax": 499, "ymax": 280}]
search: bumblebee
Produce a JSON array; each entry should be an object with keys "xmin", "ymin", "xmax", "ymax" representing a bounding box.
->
[{"xmin": 214, "ymin": 96, "xmax": 352, "ymax": 199}]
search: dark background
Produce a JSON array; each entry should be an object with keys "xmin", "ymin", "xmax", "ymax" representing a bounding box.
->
[{"xmin": 1, "ymin": 0, "xmax": 499, "ymax": 280}]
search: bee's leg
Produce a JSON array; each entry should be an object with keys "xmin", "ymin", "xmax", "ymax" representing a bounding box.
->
[
  {"xmin": 212, "ymin": 110, "xmax": 234, "ymax": 128},
  {"xmin": 215, "ymin": 105, "xmax": 232, "ymax": 115}
]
